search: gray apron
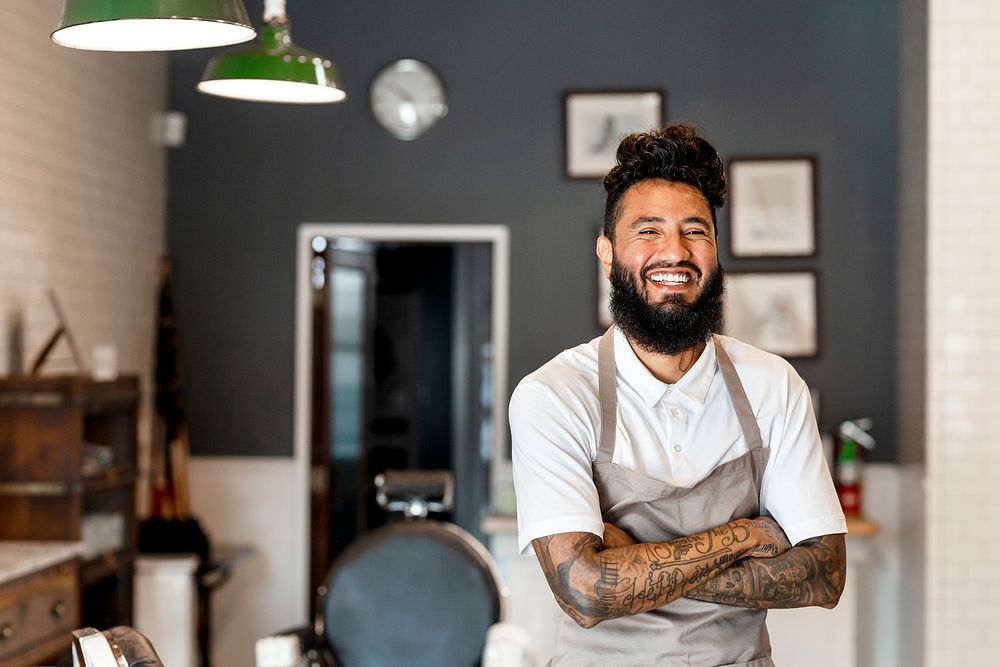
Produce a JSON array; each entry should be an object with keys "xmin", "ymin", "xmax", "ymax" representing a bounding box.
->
[{"xmin": 550, "ymin": 329, "xmax": 774, "ymax": 666}]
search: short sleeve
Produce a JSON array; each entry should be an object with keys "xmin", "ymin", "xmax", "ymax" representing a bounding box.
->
[
  {"xmin": 760, "ymin": 378, "xmax": 847, "ymax": 545},
  {"xmin": 510, "ymin": 380, "xmax": 604, "ymax": 555}
]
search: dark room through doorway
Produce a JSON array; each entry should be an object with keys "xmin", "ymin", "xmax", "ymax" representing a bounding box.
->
[{"xmin": 305, "ymin": 229, "xmax": 504, "ymax": 602}]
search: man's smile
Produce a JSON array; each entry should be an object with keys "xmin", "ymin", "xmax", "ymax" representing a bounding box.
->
[
  {"xmin": 646, "ymin": 270, "xmax": 692, "ymax": 285},
  {"xmin": 642, "ymin": 262, "xmax": 701, "ymax": 292}
]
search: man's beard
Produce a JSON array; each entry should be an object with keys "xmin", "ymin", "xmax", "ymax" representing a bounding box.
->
[{"xmin": 608, "ymin": 258, "xmax": 725, "ymax": 356}]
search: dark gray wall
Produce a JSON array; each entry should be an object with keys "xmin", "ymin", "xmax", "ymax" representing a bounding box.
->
[
  {"xmin": 168, "ymin": 0, "xmax": 898, "ymax": 460},
  {"xmin": 896, "ymin": 0, "xmax": 927, "ymax": 468}
]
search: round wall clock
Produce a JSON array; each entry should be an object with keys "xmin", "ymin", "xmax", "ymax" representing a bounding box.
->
[{"xmin": 369, "ymin": 59, "xmax": 449, "ymax": 140}]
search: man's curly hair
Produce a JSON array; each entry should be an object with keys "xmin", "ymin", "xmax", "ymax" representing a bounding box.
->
[{"xmin": 602, "ymin": 123, "xmax": 726, "ymax": 239}]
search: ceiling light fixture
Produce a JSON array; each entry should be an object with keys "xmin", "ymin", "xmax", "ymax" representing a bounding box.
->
[
  {"xmin": 52, "ymin": 0, "xmax": 256, "ymax": 52},
  {"xmin": 196, "ymin": 0, "xmax": 346, "ymax": 104}
]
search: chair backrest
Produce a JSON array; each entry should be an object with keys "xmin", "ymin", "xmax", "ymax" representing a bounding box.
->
[
  {"xmin": 318, "ymin": 520, "xmax": 507, "ymax": 667},
  {"xmin": 72, "ymin": 626, "xmax": 163, "ymax": 667}
]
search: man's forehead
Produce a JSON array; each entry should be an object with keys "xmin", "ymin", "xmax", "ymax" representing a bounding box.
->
[
  {"xmin": 619, "ymin": 180, "xmax": 713, "ymax": 217},
  {"xmin": 623, "ymin": 178, "xmax": 707, "ymax": 199}
]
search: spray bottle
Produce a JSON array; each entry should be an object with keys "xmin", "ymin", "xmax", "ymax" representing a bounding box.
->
[{"xmin": 835, "ymin": 418, "xmax": 876, "ymax": 518}]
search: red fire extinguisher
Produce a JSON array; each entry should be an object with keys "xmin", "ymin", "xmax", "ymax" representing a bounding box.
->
[{"xmin": 835, "ymin": 418, "xmax": 876, "ymax": 518}]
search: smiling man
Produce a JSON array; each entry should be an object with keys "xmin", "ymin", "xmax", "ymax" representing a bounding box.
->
[{"xmin": 510, "ymin": 124, "xmax": 847, "ymax": 666}]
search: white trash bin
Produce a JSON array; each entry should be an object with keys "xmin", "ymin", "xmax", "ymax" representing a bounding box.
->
[{"xmin": 134, "ymin": 554, "xmax": 199, "ymax": 667}]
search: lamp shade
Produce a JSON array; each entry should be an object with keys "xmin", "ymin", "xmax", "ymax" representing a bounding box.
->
[
  {"xmin": 52, "ymin": 0, "xmax": 256, "ymax": 52},
  {"xmin": 197, "ymin": 21, "xmax": 346, "ymax": 104}
]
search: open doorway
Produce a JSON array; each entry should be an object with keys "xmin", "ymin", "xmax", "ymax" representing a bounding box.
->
[{"xmin": 294, "ymin": 224, "xmax": 509, "ymax": 609}]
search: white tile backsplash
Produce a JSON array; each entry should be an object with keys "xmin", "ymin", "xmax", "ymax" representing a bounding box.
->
[
  {"xmin": 0, "ymin": 0, "xmax": 166, "ymax": 498},
  {"xmin": 927, "ymin": 1, "xmax": 1000, "ymax": 662}
]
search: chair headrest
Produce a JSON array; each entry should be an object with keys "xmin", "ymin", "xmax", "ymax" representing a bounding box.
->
[{"xmin": 374, "ymin": 469, "xmax": 454, "ymax": 517}]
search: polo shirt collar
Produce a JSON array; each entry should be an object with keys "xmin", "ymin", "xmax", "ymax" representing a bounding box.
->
[{"xmin": 613, "ymin": 327, "xmax": 718, "ymax": 407}]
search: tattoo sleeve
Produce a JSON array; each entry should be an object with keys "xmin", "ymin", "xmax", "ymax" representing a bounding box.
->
[
  {"xmin": 684, "ymin": 533, "xmax": 846, "ymax": 609},
  {"xmin": 531, "ymin": 518, "xmax": 769, "ymax": 628}
]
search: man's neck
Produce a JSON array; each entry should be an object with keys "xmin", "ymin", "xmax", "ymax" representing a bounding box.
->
[{"xmin": 625, "ymin": 335, "xmax": 707, "ymax": 384}]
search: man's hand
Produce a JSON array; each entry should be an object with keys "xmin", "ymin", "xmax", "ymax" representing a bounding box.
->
[
  {"xmin": 601, "ymin": 522, "xmax": 636, "ymax": 548},
  {"xmin": 532, "ymin": 516, "xmax": 786, "ymax": 629},
  {"xmin": 745, "ymin": 516, "xmax": 792, "ymax": 558},
  {"xmin": 685, "ymin": 532, "xmax": 846, "ymax": 609}
]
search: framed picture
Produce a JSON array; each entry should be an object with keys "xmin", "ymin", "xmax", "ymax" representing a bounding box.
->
[
  {"xmin": 728, "ymin": 157, "xmax": 816, "ymax": 257},
  {"xmin": 565, "ymin": 90, "xmax": 664, "ymax": 178},
  {"xmin": 724, "ymin": 271, "xmax": 818, "ymax": 358}
]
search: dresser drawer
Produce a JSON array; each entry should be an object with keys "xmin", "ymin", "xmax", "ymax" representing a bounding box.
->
[{"xmin": 0, "ymin": 560, "xmax": 79, "ymax": 663}]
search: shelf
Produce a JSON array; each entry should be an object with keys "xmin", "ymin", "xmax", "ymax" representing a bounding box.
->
[
  {"xmin": 83, "ymin": 469, "xmax": 138, "ymax": 493},
  {"xmin": 0, "ymin": 468, "xmax": 137, "ymax": 496},
  {"xmin": 478, "ymin": 515, "xmax": 883, "ymax": 539},
  {"xmin": 0, "ymin": 481, "xmax": 73, "ymax": 496},
  {"xmin": 846, "ymin": 516, "xmax": 879, "ymax": 536},
  {"xmin": 81, "ymin": 549, "xmax": 135, "ymax": 586},
  {"xmin": 0, "ymin": 375, "xmax": 139, "ymax": 628},
  {"xmin": 481, "ymin": 514, "xmax": 517, "ymax": 535},
  {"xmin": 0, "ymin": 375, "xmax": 138, "ymax": 412}
]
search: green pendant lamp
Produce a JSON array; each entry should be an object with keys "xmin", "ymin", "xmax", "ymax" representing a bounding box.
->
[
  {"xmin": 197, "ymin": 0, "xmax": 346, "ymax": 104},
  {"xmin": 52, "ymin": 0, "xmax": 256, "ymax": 51}
]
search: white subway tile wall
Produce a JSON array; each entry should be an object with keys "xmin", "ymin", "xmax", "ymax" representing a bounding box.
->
[
  {"xmin": 927, "ymin": 1, "xmax": 1000, "ymax": 663},
  {"xmin": 0, "ymin": 0, "xmax": 166, "ymax": 492}
]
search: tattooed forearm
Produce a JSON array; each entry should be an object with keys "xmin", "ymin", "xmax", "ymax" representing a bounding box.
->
[
  {"xmin": 685, "ymin": 533, "xmax": 846, "ymax": 609},
  {"xmin": 532, "ymin": 516, "xmax": 789, "ymax": 628},
  {"xmin": 537, "ymin": 533, "xmax": 612, "ymax": 622}
]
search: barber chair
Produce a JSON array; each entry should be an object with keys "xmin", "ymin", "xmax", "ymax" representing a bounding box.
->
[
  {"xmin": 257, "ymin": 470, "xmax": 511, "ymax": 667},
  {"xmin": 71, "ymin": 626, "xmax": 164, "ymax": 667}
]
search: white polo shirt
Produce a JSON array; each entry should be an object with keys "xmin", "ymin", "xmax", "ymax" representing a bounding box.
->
[{"xmin": 510, "ymin": 328, "xmax": 846, "ymax": 555}]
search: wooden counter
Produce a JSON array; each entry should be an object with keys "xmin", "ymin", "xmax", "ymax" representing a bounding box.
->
[
  {"xmin": 0, "ymin": 541, "xmax": 83, "ymax": 667},
  {"xmin": 484, "ymin": 515, "xmax": 882, "ymax": 538},
  {"xmin": 846, "ymin": 516, "xmax": 880, "ymax": 536}
]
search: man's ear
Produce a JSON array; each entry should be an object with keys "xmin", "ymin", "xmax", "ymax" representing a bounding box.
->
[{"xmin": 596, "ymin": 234, "xmax": 613, "ymax": 279}]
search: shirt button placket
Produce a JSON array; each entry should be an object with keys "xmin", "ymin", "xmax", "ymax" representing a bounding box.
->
[
  {"xmin": 665, "ymin": 403, "xmax": 683, "ymax": 455},
  {"xmin": 668, "ymin": 404, "xmax": 684, "ymax": 455}
]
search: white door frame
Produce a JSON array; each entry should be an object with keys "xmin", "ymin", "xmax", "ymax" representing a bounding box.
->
[{"xmin": 292, "ymin": 223, "xmax": 510, "ymax": 616}]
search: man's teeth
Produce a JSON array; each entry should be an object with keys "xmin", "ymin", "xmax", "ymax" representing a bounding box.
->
[{"xmin": 649, "ymin": 273, "xmax": 690, "ymax": 284}]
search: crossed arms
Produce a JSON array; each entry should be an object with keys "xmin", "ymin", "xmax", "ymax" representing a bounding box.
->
[{"xmin": 531, "ymin": 518, "xmax": 845, "ymax": 629}]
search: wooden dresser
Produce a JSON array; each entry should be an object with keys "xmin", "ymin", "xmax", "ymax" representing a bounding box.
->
[
  {"xmin": 0, "ymin": 376, "xmax": 139, "ymax": 630},
  {"xmin": 0, "ymin": 541, "xmax": 83, "ymax": 667}
]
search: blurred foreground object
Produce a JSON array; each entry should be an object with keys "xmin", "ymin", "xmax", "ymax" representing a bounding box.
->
[{"xmin": 72, "ymin": 626, "xmax": 163, "ymax": 667}]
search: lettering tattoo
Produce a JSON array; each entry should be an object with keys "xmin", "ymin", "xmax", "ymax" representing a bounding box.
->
[
  {"xmin": 685, "ymin": 533, "xmax": 846, "ymax": 609},
  {"xmin": 532, "ymin": 518, "xmax": 764, "ymax": 628}
]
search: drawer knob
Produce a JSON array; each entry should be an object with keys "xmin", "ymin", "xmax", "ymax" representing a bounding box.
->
[
  {"xmin": 0, "ymin": 623, "xmax": 13, "ymax": 640},
  {"xmin": 51, "ymin": 600, "xmax": 67, "ymax": 618}
]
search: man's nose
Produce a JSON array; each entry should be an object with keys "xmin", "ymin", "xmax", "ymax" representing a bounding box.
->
[{"xmin": 656, "ymin": 228, "xmax": 690, "ymax": 262}]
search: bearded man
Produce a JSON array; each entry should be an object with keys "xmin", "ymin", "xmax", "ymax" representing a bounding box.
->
[{"xmin": 509, "ymin": 124, "xmax": 846, "ymax": 666}]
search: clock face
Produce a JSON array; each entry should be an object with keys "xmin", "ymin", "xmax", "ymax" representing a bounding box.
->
[{"xmin": 369, "ymin": 59, "xmax": 449, "ymax": 140}]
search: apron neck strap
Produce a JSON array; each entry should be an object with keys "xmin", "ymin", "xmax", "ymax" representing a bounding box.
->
[
  {"xmin": 713, "ymin": 336, "xmax": 766, "ymax": 505},
  {"xmin": 596, "ymin": 327, "xmax": 618, "ymax": 463},
  {"xmin": 712, "ymin": 336, "xmax": 764, "ymax": 452}
]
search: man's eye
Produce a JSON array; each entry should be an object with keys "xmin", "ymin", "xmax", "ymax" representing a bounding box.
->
[
  {"xmin": 639, "ymin": 229, "xmax": 656, "ymax": 235},
  {"xmin": 685, "ymin": 229, "xmax": 708, "ymax": 236}
]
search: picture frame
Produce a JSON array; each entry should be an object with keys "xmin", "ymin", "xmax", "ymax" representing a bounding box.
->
[
  {"xmin": 565, "ymin": 90, "xmax": 664, "ymax": 178},
  {"xmin": 724, "ymin": 271, "xmax": 818, "ymax": 358},
  {"xmin": 30, "ymin": 289, "xmax": 87, "ymax": 375},
  {"xmin": 728, "ymin": 157, "xmax": 817, "ymax": 257}
]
